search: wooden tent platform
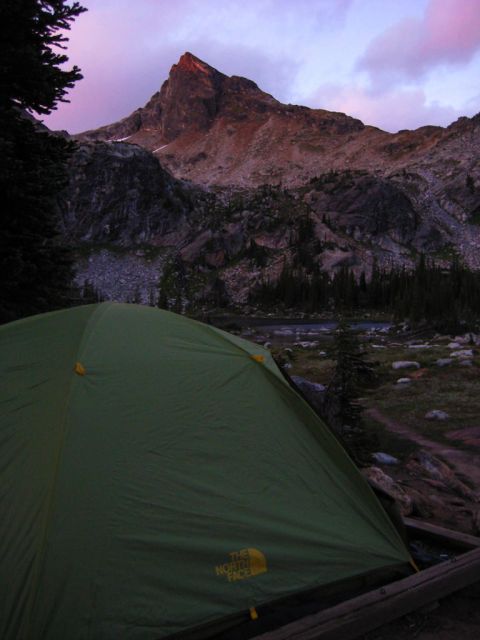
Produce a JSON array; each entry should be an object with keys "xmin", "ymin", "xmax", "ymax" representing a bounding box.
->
[{"xmin": 253, "ymin": 519, "xmax": 480, "ymax": 640}]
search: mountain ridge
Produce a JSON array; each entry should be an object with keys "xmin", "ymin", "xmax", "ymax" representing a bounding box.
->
[
  {"xmin": 77, "ymin": 52, "xmax": 479, "ymax": 190},
  {"xmin": 61, "ymin": 53, "xmax": 480, "ymax": 308}
]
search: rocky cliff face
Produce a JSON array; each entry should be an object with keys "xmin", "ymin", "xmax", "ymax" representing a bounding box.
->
[
  {"xmin": 61, "ymin": 141, "xmax": 193, "ymax": 245},
  {"xmin": 65, "ymin": 53, "xmax": 480, "ymax": 308},
  {"xmin": 61, "ymin": 144, "xmax": 479, "ymax": 309},
  {"xmin": 59, "ymin": 140, "xmax": 212, "ymax": 304}
]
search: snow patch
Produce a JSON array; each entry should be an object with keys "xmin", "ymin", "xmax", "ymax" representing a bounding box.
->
[{"xmin": 106, "ymin": 135, "xmax": 133, "ymax": 143}]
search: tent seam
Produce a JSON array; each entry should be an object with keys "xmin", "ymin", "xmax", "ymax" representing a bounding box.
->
[
  {"xmin": 23, "ymin": 302, "xmax": 113, "ymax": 637},
  {"xmin": 203, "ymin": 324, "xmax": 291, "ymax": 384},
  {"xmin": 219, "ymin": 338, "xmax": 412, "ymax": 561}
]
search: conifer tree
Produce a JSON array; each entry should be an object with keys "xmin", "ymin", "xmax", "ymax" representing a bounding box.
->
[
  {"xmin": 326, "ymin": 317, "xmax": 377, "ymax": 465},
  {"xmin": 0, "ymin": 1, "xmax": 86, "ymax": 323},
  {"xmin": 328, "ymin": 317, "xmax": 375, "ymax": 432}
]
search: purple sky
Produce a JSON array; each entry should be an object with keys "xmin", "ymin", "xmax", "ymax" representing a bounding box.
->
[{"xmin": 43, "ymin": 0, "xmax": 480, "ymax": 134}]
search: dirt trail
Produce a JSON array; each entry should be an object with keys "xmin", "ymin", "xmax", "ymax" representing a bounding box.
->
[
  {"xmin": 365, "ymin": 407, "xmax": 480, "ymax": 491},
  {"xmin": 362, "ymin": 408, "xmax": 480, "ymax": 640}
]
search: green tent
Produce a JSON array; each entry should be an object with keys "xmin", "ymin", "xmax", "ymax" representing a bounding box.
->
[{"xmin": 1, "ymin": 303, "xmax": 412, "ymax": 639}]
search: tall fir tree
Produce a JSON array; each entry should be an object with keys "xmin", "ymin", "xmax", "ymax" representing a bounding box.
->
[
  {"xmin": 0, "ymin": 1, "xmax": 86, "ymax": 323},
  {"xmin": 328, "ymin": 317, "xmax": 375, "ymax": 431},
  {"xmin": 326, "ymin": 317, "xmax": 377, "ymax": 465}
]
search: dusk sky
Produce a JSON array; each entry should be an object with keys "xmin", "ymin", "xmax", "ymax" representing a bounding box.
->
[{"xmin": 43, "ymin": 0, "xmax": 480, "ymax": 134}]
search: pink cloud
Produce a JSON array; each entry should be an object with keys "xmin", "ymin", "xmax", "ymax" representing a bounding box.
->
[
  {"xmin": 310, "ymin": 83, "xmax": 466, "ymax": 132},
  {"xmin": 358, "ymin": 0, "xmax": 480, "ymax": 82}
]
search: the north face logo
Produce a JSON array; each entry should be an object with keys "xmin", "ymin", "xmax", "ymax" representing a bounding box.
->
[{"xmin": 215, "ymin": 548, "xmax": 267, "ymax": 582}]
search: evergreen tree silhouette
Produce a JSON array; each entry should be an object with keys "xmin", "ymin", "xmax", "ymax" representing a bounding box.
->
[{"xmin": 0, "ymin": 1, "xmax": 86, "ymax": 322}]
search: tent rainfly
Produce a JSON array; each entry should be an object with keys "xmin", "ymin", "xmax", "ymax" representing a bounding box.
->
[{"xmin": 0, "ymin": 303, "xmax": 413, "ymax": 639}]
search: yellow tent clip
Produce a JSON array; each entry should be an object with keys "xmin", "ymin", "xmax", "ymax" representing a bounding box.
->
[
  {"xmin": 249, "ymin": 607, "xmax": 258, "ymax": 620},
  {"xmin": 250, "ymin": 354, "xmax": 265, "ymax": 363},
  {"xmin": 74, "ymin": 362, "xmax": 86, "ymax": 376}
]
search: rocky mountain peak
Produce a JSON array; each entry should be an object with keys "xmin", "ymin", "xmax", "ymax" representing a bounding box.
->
[
  {"xmin": 174, "ymin": 51, "xmax": 220, "ymax": 76},
  {"xmin": 79, "ymin": 52, "xmax": 233, "ymax": 145},
  {"xmin": 155, "ymin": 52, "xmax": 227, "ymax": 141}
]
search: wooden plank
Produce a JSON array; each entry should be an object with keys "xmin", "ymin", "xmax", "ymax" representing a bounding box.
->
[
  {"xmin": 404, "ymin": 517, "xmax": 480, "ymax": 549},
  {"xmin": 253, "ymin": 547, "xmax": 480, "ymax": 640}
]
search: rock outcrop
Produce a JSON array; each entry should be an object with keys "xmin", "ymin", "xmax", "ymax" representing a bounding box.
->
[
  {"xmin": 59, "ymin": 140, "xmax": 208, "ymax": 304},
  {"xmin": 61, "ymin": 141, "xmax": 189, "ymax": 245}
]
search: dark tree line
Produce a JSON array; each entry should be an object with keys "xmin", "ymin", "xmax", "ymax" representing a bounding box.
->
[
  {"xmin": 0, "ymin": 1, "xmax": 86, "ymax": 323},
  {"xmin": 250, "ymin": 255, "xmax": 480, "ymax": 331}
]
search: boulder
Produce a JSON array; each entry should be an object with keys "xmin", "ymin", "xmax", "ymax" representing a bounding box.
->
[
  {"xmin": 392, "ymin": 361, "xmax": 421, "ymax": 370},
  {"xmin": 274, "ymin": 329, "xmax": 294, "ymax": 336},
  {"xmin": 407, "ymin": 487, "xmax": 451, "ymax": 520},
  {"xmin": 459, "ymin": 359, "xmax": 473, "ymax": 367},
  {"xmin": 180, "ymin": 230, "xmax": 213, "ymax": 262},
  {"xmin": 451, "ymin": 349, "xmax": 474, "ymax": 358},
  {"xmin": 462, "ymin": 333, "xmax": 478, "ymax": 345},
  {"xmin": 435, "ymin": 358, "xmax": 453, "ymax": 367},
  {"xmin": 291, "ymin": 376, "xmax": 326, "ymax": 395},
  {"xmin": 405, "ymin": 490, "xmax": 430, "ymax": 519},
  {"xmin": 362, "ymin": 467, "xmax": 413, "ymax": 515},
  {"xmin": 425, "ymin": 409, "xmax": 450, "ymax": 421},
  {"xmin": 293, "ymin": 341, "xmax": 319, "ymax": 348},
  {"xmin": 406, "ymin": 451, "xmax": 475, "ymax": 500},
  {"xmin": 448, "ymin": 342, "xmax": 462, "ymax": 349},
  {"xmin": 372, "ymin": 452, "xmax": 400, "ymax": 465},
  {"xmin": 290, "ymin": 375, "xmax": 327, "ymax": 417},
  {"xmin": 408, "ymin": 344, "xmax": 432, "ymax": 349},
  {"xmin": 396, "ymin": 377, "xmax": 411, "ymax": 384}
]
